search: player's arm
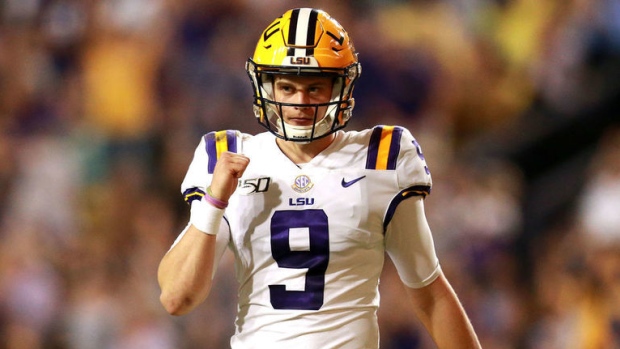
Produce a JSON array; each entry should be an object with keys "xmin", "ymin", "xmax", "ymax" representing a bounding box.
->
[
  {"xmin": 158, "ymin": 224, "xmax": 220, "ymax": 315},
  {"xmin": 385, "ymin": 197, "xmax": 481, "ymax": 348},
  {"xmin": 406, "ymin": 272, "xmax": 481, "ymax": 348},
  {"xmin": 158, "ymin": 151, "xmax": 249, "ymax": 315}
]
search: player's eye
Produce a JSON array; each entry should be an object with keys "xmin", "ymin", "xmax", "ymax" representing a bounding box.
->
[{"xmin": 276, "ymin": 83, "xmax": 294, "ymax": 94}]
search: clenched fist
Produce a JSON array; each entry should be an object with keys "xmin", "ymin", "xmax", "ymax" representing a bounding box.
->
[{"xmin": 210, "ymin": 151, "xmax": 250, "ymax": 202}]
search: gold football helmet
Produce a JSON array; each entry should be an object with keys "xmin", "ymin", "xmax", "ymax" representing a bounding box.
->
[{"xmin": 246, "ymin": 8, "xmax": 361, "ymax": 142}]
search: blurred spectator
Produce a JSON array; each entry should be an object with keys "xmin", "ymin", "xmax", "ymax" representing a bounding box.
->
[
  {"xmin": 0, "ymin": 228, "xmax": 62, "ymax": 349},
  {"xmin": 578, "ymin": 127, "xmax": 620, "ymax": 247},
  {"xmin": 524, "ymin": 223, "xmax": 590, "ymax": 349},
  {"xmin": 576, "ymin": 126, "xmax": 620, "ymax": 348}
]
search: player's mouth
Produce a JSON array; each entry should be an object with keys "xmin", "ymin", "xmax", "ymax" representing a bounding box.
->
[{"xmin": 286, "ymin": 117, "xmax": 314, "ymax": 126}]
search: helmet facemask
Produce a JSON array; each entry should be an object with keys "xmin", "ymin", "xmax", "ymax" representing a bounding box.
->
[{"xmin": 246, "ymin": 59, "xmax": 361, "ymax": 142}]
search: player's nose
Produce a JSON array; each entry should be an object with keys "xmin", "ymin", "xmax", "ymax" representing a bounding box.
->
[{"xmin": 292, "ymin": 91, "xmax": 312, "ymax": 107}]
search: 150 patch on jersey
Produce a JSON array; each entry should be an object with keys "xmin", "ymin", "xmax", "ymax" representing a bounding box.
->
[{"xmin": 237, "ymin": 177, "xmax": 271, "ymax": 194}]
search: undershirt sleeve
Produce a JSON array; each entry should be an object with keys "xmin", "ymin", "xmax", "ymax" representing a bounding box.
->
[{"xmin": 385, "ymin": 196, "xmax": 441, "ymax": 288}]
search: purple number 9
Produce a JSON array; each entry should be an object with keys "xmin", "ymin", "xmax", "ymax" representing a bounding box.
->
[{"xmin": 269, "ymin": 209, "xmax": 330, "ymax": 310}]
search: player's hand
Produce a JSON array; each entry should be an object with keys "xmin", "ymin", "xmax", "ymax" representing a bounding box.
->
[{"xmin": 210, "ymin": 151, "xmax": 250, "ymax": 202}]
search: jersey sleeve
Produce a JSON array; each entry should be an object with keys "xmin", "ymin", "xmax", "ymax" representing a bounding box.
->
[
  {"xmin": 395, "ymin": 127, "xmax": 432, "ymax": 195},
  {"xmin": 181, "ymin": 130, "xmax": 244, "ymax": 204},
  {"xmin": 365, "ymin": 125, "xmax": 431, "ymax": 195}
]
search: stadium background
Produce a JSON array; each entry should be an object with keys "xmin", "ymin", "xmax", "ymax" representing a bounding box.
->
[{"xmin": 0, "ymin": 0, "xmax": 619, "ymax": 348}]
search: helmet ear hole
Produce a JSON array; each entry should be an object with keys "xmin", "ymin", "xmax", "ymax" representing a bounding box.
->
[{"xmin": 260, "ymin": 74, "xmax": 274, "ymax": 99}]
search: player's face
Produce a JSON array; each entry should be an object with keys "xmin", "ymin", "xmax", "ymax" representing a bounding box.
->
[{"xmin": 273, "ymin": 75, "xmax": 333, "ymax": 127}]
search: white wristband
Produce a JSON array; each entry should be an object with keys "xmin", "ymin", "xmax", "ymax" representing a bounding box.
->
[{"xmin": 190, "ymin": 199, "xmax": 225, "ymax": 235}]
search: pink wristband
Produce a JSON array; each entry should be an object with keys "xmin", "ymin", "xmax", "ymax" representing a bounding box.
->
[{"xmin": 205, "ymin": 186, "xmax": 228, "ymax": 209}]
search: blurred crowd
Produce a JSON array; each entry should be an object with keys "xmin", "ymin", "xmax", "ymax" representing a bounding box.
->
[{"xmin": 0, "ymin": 0, "xmax": 619, "ymax": 348}]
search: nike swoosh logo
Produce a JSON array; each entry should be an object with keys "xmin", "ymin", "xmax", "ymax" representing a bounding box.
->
[{"xmin": 341, "ymin": 176, "xmax": 366, "ymax": 188}]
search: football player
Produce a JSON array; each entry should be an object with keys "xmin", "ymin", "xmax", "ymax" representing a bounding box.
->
[{"xmin": 158, "ymin": 7, "xmax": 481, "ymax": 349}]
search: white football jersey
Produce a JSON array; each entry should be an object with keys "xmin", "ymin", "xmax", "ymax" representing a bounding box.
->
[{"xmin": 179, "ymin": 126, "xmax": 440, "ymax": 349}]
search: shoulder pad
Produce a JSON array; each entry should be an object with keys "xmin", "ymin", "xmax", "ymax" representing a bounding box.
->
[{"xmin": 365, "ymin": 125, "xmax": 404, "ymax": 170}]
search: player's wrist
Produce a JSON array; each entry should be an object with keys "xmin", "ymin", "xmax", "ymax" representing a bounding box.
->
[
  {"xmin": 205, "ymin": 186, "xmax": 228, "ymax": 209},
  {"xmin": 190, "ymin": 198, "xmax": 224, "ymax": 235}
]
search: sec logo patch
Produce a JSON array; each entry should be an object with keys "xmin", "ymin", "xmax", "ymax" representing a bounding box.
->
[{"xmin": 292, "ymin": 175, "xmax": 314, "ymax": 193}]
